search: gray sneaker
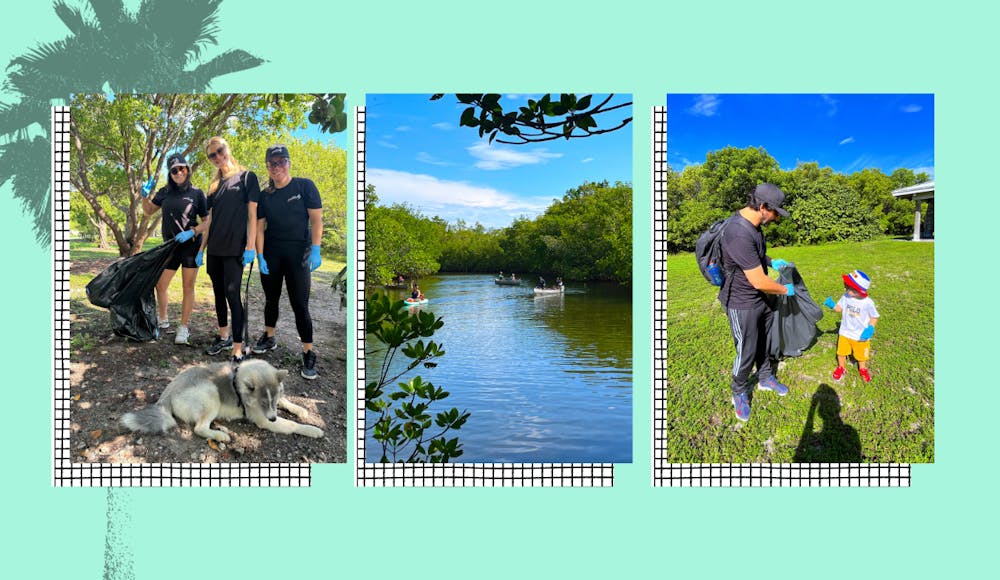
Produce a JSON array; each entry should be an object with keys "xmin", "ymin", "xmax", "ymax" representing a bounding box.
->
[
  {"xmin": 251, "ymin": 332, "xmax": 277, "ymax": 354},
  {"xmin": 174, "ymin": 325, "xmax": 191, "ymax": 345},
  {"xmin": 301, "ymin": 349, "xmax": 318, "ymax": 380},
  {"xmin": 158, "ymin": 318, "xmax": 170, "ymax": 330}
]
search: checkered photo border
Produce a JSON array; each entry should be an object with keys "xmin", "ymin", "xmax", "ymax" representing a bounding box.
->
[
  {"xmin": 650, "ymin": 105, "xmax": 910, "ymax": 487},
  {"xmin": 354, "ymin": 106, "xmax": 613, "ymax": 487},
  {"xmin": 52, "ymin": 106, "xmax": 310, "ymax": 487}
]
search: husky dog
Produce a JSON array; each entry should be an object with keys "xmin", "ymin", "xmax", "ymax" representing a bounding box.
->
[{"xmin": 120, "ymin": 359, "xmax": 323, "ymax": 441}]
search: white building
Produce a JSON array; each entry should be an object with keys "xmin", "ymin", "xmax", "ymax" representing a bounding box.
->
[{"xmin": 892, "ymin": 181, "xmax": 934, "ymax": 241}]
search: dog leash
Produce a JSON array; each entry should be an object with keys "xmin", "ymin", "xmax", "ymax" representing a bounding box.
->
[{"xmin": 230, "ymin": 360, "xmax": 248, "ymax": 419}]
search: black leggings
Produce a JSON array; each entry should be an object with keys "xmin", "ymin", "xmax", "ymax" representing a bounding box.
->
[
  {"xmin": 260, "ymin": 242, "xmax": 313, "ymax": 343},
  {"xmin": 206, "ymin": 254, "xmax": 246, "ymax": 344}
]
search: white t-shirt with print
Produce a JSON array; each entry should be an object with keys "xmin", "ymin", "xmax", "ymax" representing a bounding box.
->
[{"xmin": 837, "ymin": 294, "xmax": 880, "ymax": 341}]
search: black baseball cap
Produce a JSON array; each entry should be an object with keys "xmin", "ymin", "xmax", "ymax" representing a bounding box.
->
[
  {"xmin": 753, "ymin": 183, "xmax": 789, "ymax": 217},
  {"xmin": 265, "ymin": 144, "xmax": 290, "ymax": 161},
  {"xmin": 166, "ymin": 153, "xmax": 188, "ymax": 170}
]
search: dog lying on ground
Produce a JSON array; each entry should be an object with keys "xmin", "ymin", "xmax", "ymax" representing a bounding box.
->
[{"xmin": 120, "ymin": 359, "xmax": 324, "ymax": 441}]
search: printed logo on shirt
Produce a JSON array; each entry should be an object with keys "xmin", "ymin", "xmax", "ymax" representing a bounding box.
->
[
  {"xmin": 845, "ymin": 303, "xmax": 863, "ymax": 318},
  {"xmin": 287, "ymin": 194, "xmax": 302, "ymax": 203}
]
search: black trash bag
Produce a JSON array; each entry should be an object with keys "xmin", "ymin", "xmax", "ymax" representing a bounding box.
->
[
  {"xmin": 85, "ymin": 240, "xmax": 179, "ymax": 341},
  {"xmin": 768, "ymin": 263, "xmax": 824, "ymax": 358}
]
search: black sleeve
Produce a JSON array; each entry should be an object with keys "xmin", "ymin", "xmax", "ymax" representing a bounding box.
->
[
  {"xmin": 244, "ymin": 171, "xmax": 261, "ymax": 203},
  {"xmin": 151, "ymin": 187, "xmax": 168, "ymax": 207},
  {"xmin": 256, "ymin": 193, "xmax": 267, "ymax": 221},
  {"xmin": 194, "ymin": 188, "xmax": 208, "ymax": 218},
  {"xmin": 303, "ymin": 179, "xmax": 322, "ymax": 209},
  {"xmin": 724, "ymin": 226, "xmax": 764, "ymax": 271}
]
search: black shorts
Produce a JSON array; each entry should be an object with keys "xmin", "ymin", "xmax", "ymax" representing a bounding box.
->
[{"xmin": 163, "ymin": 238, "xmax": 201, "ymax": 270}]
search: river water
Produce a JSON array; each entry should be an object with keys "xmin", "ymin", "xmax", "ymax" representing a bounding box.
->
[{"xmin": 365, "ymin": 274, "xmax": 632, "ymax": 463}]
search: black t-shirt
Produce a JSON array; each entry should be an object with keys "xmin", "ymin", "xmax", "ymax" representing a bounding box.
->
[
  {"xmin": 206, "ymin": 171, "xmax": 260, "ymax": 256},
  {"xmin": 257, "ymin": 177, "xmax": 322, "ymax": 245},
  {"xmin": 719, "ymin": 212, "xmax": 772, "ymax": 309},
  {"xmin": 152, "ymin": 185, "xmax": 208, "ymax": 240}
]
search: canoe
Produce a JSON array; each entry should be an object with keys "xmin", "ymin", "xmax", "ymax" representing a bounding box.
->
[
  {"xmin": 404, "ymin": 298, "xmax": 429, "ymax": 306},
  {"xmin": 494, "ymin": 278, "xmax": 521, "ymax": 286},
  {"xmin": 533, "ymin": 286, "xmax": 564, "ymax": 295}
]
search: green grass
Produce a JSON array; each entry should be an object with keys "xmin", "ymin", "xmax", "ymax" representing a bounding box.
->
[{"xmin": 666, "ymin": 239, "xmax": 934, "ymax": 463}]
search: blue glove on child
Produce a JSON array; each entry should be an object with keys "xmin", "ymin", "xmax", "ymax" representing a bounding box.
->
[
  {"xmin": 174, "ymin": 229, "xmax": 195, "ymax": 243},
  {"xmin": 771, "ymin": 258, "xmax": 789, "ymax": 270},
  {"xmin": 859, "ymin": 325, "xmax": 875, "ymax": 341},
  {"xmin": 242, "ymin": 249, "xmax": 256, "ymax": 266},
  {"xmin": 309, "ymin": 245, "xmax": 322, "ymax": 271},
  {"xmin": 784, "ymin": 283, "xmax": 795, "ymax": 297},
  {"xmin": 258, "ymin": 254, "xmax": 269, "ymax": 275},
  {"xmin": 195, "ymin": 251, "xmax": 204, "ymax": 268},
  {"xmin": 140, "ymin": 176, "xmax": 157, "ymax": 198},
  {"xmin": 823, "ymin": 296, "xmax": 836, "ymax": 309}
]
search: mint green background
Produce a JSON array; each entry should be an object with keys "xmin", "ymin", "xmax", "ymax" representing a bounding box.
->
[{"xmin": 2, "ymin": 1, "xmax": 992, "ymax": 577}]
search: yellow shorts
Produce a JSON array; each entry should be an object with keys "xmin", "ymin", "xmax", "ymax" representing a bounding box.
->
[{"xmin": 837, "ymin": 335, "xmax": 871, "ymax": 362}]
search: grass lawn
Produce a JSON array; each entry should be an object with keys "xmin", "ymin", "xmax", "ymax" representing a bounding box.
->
[{"xmin": 666, "ymin": 239, "xmax": 933, "ymax": 463}]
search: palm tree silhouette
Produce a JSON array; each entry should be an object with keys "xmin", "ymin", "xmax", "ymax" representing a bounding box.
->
[{"xmin": 0, "ymin": 0, "xmax": 264, "ymax": 244}]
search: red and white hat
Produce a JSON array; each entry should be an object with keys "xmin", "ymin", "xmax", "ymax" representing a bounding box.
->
[{"xmin": 842, "ymin": 269, "xmax": 871, "ymax": 297}]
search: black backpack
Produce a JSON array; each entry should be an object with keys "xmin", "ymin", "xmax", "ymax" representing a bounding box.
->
[{"xmin": 694, "ymin": 216, "xmax": 733, "ymax": 286}]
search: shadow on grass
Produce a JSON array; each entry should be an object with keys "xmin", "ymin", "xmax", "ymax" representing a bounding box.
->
[{"xmin": 793, "ymin": 383, "xmax": 862, "ymax": 462}]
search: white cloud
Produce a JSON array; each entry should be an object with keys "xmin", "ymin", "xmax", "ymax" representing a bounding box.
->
[
  {"xmin": 377, "ymin": 140, "xmax": 398, "ymax": 149},
  {"xmin": 395, "ymin": 125, "xmax": 412, "ymax": 132},
  {"xmin": 911, "ymin": 166, "xmax": 935, "ymax": 178},
  {"xmin": 416, "ymin": 152, "xmax": 454, "ymax": 167},
  {"xmin": 688, "ymin": 94, "xmax": 720, "ymax": 117},
  {"xmin": 839, "ymin": 136, "xmax": 855, "ymax": 145},
  {"xmin": 581, "ymin": 157, "xmax": 594, "ymax": 164},
  {"xmin": 467, "ymin": 142, "xmax": 562, "ymax": 170},
  {"xmin": 821, "ymin": 94, "xmax": 838, "ymax": 116},
  {"xmin": 901, "ymin": 104, "xmax": 923, "ymax": 113},
  {"xmin": 368, "ymin": 168, "xmax": 545, "ymax": 213},
  {"xmin": 432, "ymin": 122, "xmax": 453, "ymax": 130}
]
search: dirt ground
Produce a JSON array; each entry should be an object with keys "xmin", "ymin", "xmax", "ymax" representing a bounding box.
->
[{"xmin": 69, "ymin": 257, "xmax": 348, "ymax": 464}]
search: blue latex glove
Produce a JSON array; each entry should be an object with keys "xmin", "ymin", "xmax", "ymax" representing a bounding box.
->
[
  {"xmin": 242, "ymin": 249, "xmax": 256, "ymax": 267},
  {"xmin": 195, "ymin": 251, "xmax": 204, "ymax": 268},
  {"xmin": 860, "ymin": 325, "xmax": 875, "ymax": 341},
  {"xmin": 309, "ymin": 245, "xmax": 322, "ymax": 272},
  {"xmin": 258, "ymin": 254, "xmax": 269, "ymax": 275},
  {"xmin": 140, "ymin": 176, "xmax": 157, "ymax": 198},
  {"xmin": 823, "ymin": 296, "xmax": 836, "ymax": 309},
  {"xmin": 174, "ymin": 229, "xmax": 195, "ymax": 243},
  {"xmin": 771, "ymin": 258, "xmax": 789, "ymax": 270},
  {"xmin": 784, "ymin": 283, "xmax": 795, "ymax": 297}
]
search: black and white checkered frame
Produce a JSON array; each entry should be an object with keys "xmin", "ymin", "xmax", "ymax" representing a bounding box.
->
[
  {"xmin": 651, "ymin": 105, "xmax": 910, "ymax": 487},
  {"xmin": 353, "ymin": 106, "xmax": 613, "ymax": 487},
  {"xmin": 52, "ymin": 106, "xmax": 310, "ymax": 487}
]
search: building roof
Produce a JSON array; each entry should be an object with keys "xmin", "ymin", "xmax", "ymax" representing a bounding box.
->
[{"xmin": 892, "ymin": 181, "xmax": 935, "ymax": 198}]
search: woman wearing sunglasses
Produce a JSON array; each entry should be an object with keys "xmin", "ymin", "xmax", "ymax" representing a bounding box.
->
[
  {"xmin": 141, "ymin": 153, "xmax": 207, "ymax": 345},
  {"xmin": 249, "ymin": 145, "xmax": 324, "ymax": 379},
  {"xmin": 198, "ymin": 136, "xmax": 260, "ymax": 362}
]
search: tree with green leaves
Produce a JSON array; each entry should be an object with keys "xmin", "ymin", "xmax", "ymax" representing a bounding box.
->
[
  {"xmin": 431, "ymin": 93, "xmax": 632, "ymax": 144},
  {"xmin": 364, "ymin": 187, "xmax": 443, "ymax": 286},
  {"xmin": 1, "ymin": 0, "xmax": 266, "ymax": 244},
  {"xmin": 69, "ymin": 93, "xmax": 319, "ymax": 256},
  {"xmin": 702, "ymin": 146, "xmax": 783, "ymax": 211},
  {"xmin": 365, "ymin": 293, "xmax": 469, "ymax": 463}
]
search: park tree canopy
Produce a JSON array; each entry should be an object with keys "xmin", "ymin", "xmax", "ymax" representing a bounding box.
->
[{"xmin": 69, "ymin": 93, "xmax": 346, "ymax": 257}]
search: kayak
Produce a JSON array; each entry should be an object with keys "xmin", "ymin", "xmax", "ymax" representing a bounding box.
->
[
  {"xmin": 533, "ymin": 286, "xmax": 564, "ymax": 295},
  {"xmin": 494, "ymin": 278, "xmax": 521, "ymax": 286},
  {"xmin": 404, "ymin": 298, "xmax": 429, "ymax": 306}
]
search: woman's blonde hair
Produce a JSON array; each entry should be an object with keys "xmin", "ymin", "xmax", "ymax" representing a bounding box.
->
[{"xmin": 204, "ymin": 136, "xmax": 246, "ymax": 194}]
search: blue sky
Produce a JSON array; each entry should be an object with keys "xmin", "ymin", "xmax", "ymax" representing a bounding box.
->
[
  {"xmin": 666, "ymin": 94, "xmax": 934, "ymax": 177},
  {"xmin": 365, "ymin": 94, "xmax": 633, "ymax": 228}
]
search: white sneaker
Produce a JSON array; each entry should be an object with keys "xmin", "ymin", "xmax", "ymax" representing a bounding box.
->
[
  {"xmin": 158, "ymin": 318, "xmax": 170, "ymax": 330},
  {"xmin": 174, "ymin": 325, "xmax": 190, "ymax": 345}
]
